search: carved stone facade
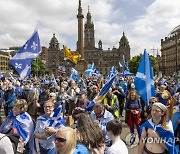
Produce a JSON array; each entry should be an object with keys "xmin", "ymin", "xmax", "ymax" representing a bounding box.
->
[
  {"xmin": 45, "ymin": 2, "xmax": 131, "ymax": 76},
  {"xmin": 160, "ymin": 25, "xmax": 180, "ymax": 76}
]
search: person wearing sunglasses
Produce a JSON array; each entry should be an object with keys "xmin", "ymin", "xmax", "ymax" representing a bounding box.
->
[
  {"xmin": 54, "ymin": 127, "xmax": 89, "ymax": 154},
  {"xmin": 143, "ymin": 97, "xmax": 157, "ymax": 123}
]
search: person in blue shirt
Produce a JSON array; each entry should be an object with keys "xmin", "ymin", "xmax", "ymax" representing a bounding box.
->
[{"xmin": 54, "ymin": 126, "xmax": 89, "ymax": 154}]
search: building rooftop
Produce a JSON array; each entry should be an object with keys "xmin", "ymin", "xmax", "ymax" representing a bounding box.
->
[{"xmin": 167, "ymin": 25, "xmax": 180, "ymax": 37}]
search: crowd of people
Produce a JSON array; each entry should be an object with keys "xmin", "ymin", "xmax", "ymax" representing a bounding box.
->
[{"xmin": 0, "ymin": 74, "xmax": 179, "ymax": 154}]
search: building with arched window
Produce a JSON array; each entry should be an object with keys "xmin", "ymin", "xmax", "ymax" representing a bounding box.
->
[{"xmin": 160, "ymin": 25, "xmax": 180, "ymax": 76}]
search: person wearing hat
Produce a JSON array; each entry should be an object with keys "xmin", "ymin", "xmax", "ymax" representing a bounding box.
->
[{"xmin": 139, "ymin": 102, "xmax": 177, "ymax": 154}]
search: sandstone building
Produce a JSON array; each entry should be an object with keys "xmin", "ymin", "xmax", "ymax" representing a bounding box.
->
[{"xmin": 160, "ymin": 25, "xmax": 180, "ymax": 76}]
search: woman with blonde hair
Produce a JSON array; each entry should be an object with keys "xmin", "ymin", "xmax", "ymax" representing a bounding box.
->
[
  {"xmin": 54, "ymin": 126, "xmax": 89, "ymax": 154},
  {"xmin": 138, "ymin": 102, "xmax": 177, "ymax": 154}
]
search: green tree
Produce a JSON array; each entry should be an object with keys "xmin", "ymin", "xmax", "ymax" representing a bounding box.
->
[
  {"xmin": 31, "ymin": 56, "xmax": 46, "ymax": 76},
  {"xmin": 128, "ymin": 54, "xmax": 158, "ymax": 75}
]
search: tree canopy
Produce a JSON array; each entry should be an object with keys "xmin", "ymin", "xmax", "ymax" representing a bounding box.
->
[
  {"xmin": 127, "ymin": 54, "xmax": 158, "ymax": 75},
  {"xmin": 31, "ymin": 56, "xmax": 46, "ymax": 76}
]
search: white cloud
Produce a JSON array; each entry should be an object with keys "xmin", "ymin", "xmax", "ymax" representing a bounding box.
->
[{"xmin": 0, "ymin": 0, "xmax": 179, "ymax": 59}]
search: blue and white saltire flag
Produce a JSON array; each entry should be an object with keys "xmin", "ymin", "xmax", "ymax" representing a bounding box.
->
[
  {"xmin": 119, "ymin": 61, "xmax": 123, "ymax": 68},
  {"xmin": 85, "ymin": 74, "xmax": 117, "ymax": 111},
  {"xmin": 70, "ymin": 68, "xmax": 80, "ymax": 82},
  {"xmin": 9, "ymin": 72, "xmax": 16, "ymax": 83},
  {"xmin": 51, "ymin": 74, "xmax": 57, "ymax": 86},
  {"xmin": 48, "ymin": 107, "xmax": 66, "ymax": 128},
  {"xmin": 9, "ymin": 30, "xmax": 41, "ymax": 79},
  {"xmin": 140, "ymin": 118, "xmax": 178, "ymax": 154},
  {"xmin": 92, "ymin": 68, "xmax": 100, "ymax": 77},
  {"xmin": 85, "ymin": 63, "xmax": 95, "ymax": 77},
  {"xmin": 122, "ymin": 55, "xmax": 127, "ymax": 68},
  {"xmin": 134, "ymin": 50, "xmax": 156, "ymax": 106},
  {"xmin": 108, "ymin": 66, "xmax": 118, "ymax": 79},
  {"xmin": 11, "ymin": 112, "xmax": 36, "ymax": 153}
]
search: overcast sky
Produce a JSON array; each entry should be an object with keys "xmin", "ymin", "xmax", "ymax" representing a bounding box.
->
[{"xmin": 0, "ymin": 0, "xmax": 179, "ymax": 57}]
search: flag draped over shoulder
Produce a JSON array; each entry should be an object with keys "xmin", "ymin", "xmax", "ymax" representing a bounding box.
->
[
  {"xmin": 85, "ymin": 75, "xmax": 117, "ymax": 111},
  {"xmin": 140, "ymin": 119, "xmax": 178, "ymax": 154},
  {"xmin": 48, "ymin": 107, "xmax": 66, "ymax": 128},
  {"xmin": 4, "ymin": 112, "xmax": 37, "ymax": 153},
  {"xmin": 64, "ymin": 46, "xmax": 81, "ymax": 64},
  {"xmin": 134, "ymin": 50, "xmax": 156, "ymax": 106},
  {"xmin": 9, "ymin": 30, "xmax": 41, "ymax": 79}
]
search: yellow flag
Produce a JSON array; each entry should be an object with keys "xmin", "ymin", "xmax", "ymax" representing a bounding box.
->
[{"xmin": 63, "ymin": 46, "xmax": 81, "ymax": 64}]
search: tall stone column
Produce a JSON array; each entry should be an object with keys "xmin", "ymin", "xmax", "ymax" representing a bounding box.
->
[
  {"xmin": 77, "ymin": 0, "xmax": 84, "ymax": 59},
  {"xmin": 75, "ymin": 0, "xmax": 87, "ymax": 76}
]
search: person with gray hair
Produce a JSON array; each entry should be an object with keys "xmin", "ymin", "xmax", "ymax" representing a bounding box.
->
[{"xmin": 90, "ymin": 102, "xmax": 114, "ymax": 146}]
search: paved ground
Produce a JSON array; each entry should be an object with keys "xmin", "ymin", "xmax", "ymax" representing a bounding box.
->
[{"xmin": 120, "ymin": 114, "xmax": 138, "ymax": 154}]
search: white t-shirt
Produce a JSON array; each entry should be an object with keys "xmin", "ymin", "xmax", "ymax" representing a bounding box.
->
[
  {"xmin": 106, "ymin": 139, "xmax": 128, "ymax": 154},
  {"xmin": 0, "ymin": 133, "xmax": 14, "ymax": 154}
]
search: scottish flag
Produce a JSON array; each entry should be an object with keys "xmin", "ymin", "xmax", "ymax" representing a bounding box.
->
[
  {"xmin": 48, "ymin": 107, "xmax": 66, "ymax": 128},
  {"xmin": 140, "ymin": 118, "xmax": 178, "ymax": 154},
  {"xmin": 0, "ymin": 112, "xmax": 36, "ymax": 153},
  {"xmin": 85, "ymin": 63, "xmax": 95, "ymax": 77},
  {"xmin": 108, "ymin": 66, "xmax": 118, "ymax": 79},
  {"xmin": 70, "ymin": 68, "xmax": 80, "ymax": 82},
  {"xmin": 85, "ymin": 75, "xmax": 117, "ymax": 111},
  {"xmin": 134, "ymin": 50, "xmax": 156, "ymax": 106},
  {"xmin": 50, "ymin": 74, "xmax": 57, "ymax": 86},
  {"xmin": 122, "ymin": 55, "xmax": 127, "ymax": 68},
  {"xmin": 119, "ymin": 61, "xmax": 123, "ymax": 68},
  {"xmin": 9, "ymin": 30, "xmax": 41, "ymax": 79}
]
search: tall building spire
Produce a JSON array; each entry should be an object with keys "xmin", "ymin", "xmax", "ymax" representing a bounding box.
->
[
  {"xmin": 87, "ymin": 5, "xmax": 92, "ymax": 24},
  {"xmin": 84, "ymin": 5, "xmax": 95, "ymax": 48}
]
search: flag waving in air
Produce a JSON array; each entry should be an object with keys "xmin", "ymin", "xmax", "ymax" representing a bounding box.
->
[
  {"xmin": 85, "ymin": 63, "xmax": 95, "ymax": 77},
  {"xmin": 70, "ymin": 68, "xmax": 80, "ymax": 82},
  {"xmin": 134, "ymin": 50, "xmax": 156, "ymax": 106},
  {"xmin": 9, "ymin": 30, "xmax": 41, "ymax": 79},
  {"xmin": 108, "ymin": 66, "xmax": 118, "ymax": 79},
  {"xmin": 85, "ymin": 75, "xmax": 117, "ymax": 111},
  {"xmin": 64, "ymin": 46, "xmax": 81, "ymax": 64}
]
